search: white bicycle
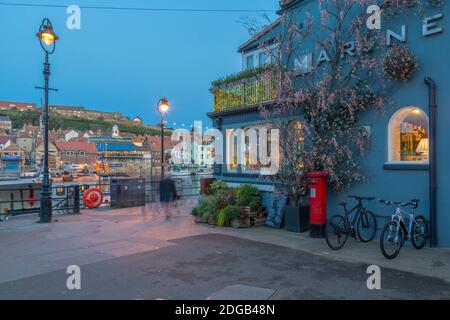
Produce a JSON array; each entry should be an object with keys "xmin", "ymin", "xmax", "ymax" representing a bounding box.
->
[{"xmin": 379, "ymin": 199, "xmax": 429, "ymax": 259}]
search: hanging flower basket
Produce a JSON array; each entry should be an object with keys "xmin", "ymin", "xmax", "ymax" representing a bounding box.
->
[
  {"xmin": 383, "ymin": 46, "xmax": 417, "ymax": 81},
  {"xmin": 428, "ymin": 0, "xmax": 444, "ymax": 7},
  {"xmin": 383, "ymin": 0, "xmax": 419, "ymax": 8}
]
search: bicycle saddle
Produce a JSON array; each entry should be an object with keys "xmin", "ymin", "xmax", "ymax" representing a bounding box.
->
[
  {"xmin": 401, "ymin": 199, "xmax": 420, "ymax": 209},
  {"xmin": 348, "ymin": 195, "xmax": 375, "ymax": 201}
]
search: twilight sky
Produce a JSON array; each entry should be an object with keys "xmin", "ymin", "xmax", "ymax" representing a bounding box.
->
[{"xmin": 0, "ymin": 0, "xmax": 278, "ymax": 128}]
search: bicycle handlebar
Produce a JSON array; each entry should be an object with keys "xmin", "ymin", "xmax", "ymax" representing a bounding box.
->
[
  {"xmin": 348, "ymin": 195, "xmax": 375, "ymax": 201},
  {"xmin": 379, "ymin": 199, "xmax": 420, "ymax": 209}
]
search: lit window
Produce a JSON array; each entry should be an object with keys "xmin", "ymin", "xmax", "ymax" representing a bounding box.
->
[
  {"xmin": 388, "ymin": 107, "xmax": 429, "ymax": 163},
  {"xmin": 226, "ymin": 129, "xmax": 240, "ymax": 171}
]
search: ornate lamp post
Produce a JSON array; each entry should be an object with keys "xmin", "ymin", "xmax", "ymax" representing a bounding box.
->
[
  {"xmin": 157, "ymin": 98, "xmax": 170, "ymax": 178},
  {"xmin": 36, "ymin": 18, "xmax": 59, "ymax": 223}
]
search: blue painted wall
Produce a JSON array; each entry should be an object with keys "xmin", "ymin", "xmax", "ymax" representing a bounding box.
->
[{"xmin": 211, "ymin": 2, "xmax": 450, "ymax": 246}]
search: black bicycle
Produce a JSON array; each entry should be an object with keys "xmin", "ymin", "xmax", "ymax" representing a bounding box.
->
[{"xmin": 325, "ymin": 195, "xmax": 378, "ymax": 250}]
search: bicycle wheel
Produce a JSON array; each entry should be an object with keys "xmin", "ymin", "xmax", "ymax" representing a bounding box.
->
[
  {"xmin": 325, "ymin": 215, "xmax": 349, "ymax": 250},
  {"xmin": 411, "ymin": 215, "xmax": 429, "ymax": 250},
  {"xmin": 357, "ymin": 210, "xmax": 377, "ymax": 243},
  {"xmin": 380, "ymin": 221, "xmax": 403, "ymax": 260}
]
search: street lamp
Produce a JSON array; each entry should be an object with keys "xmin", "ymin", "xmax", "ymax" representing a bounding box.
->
[
  {"xmin": 157, "ymin": 98, "xmax": 170, "ymax": 178},
  {"xmin": 36, "ymin": 18, "xmax": 58, "ymax": 223}
]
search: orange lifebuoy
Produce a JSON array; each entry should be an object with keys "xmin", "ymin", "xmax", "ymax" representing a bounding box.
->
[
  {"xmin": 27, "ymin": 196, "xmax": 36, "ymax": 207},
  {"xmin": 83, "ymin": 188, "xmax": 104, "ymax": 209}
]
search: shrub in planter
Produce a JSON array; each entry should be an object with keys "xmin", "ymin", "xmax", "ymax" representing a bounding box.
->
[
  {"xmin": 217, "ymin": 205, "xmax": 240, "ymax": 227},
  {"xmin": 191, "ymin": 200, "xmax": 210, "ymax": 223},
  {"xmin": 217, "ymin": 192, "xmax": 237, "ymax": 209},
  {"xmin": 236, "ymin": 184, "xmax": 262, "ymax": 209},
  {"xmin": 383, "ymin": 46, "xmax": 417, "ymax": 81},
  {"xmin": 192, "ymin": 180, "xmax": 237, "ymax": 224},
  {"xmin": 210, "ymin": 180, "xmax": 229, "ymax": 193}
]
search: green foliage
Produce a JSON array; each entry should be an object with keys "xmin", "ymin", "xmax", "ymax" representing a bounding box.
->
[
  {"xmin": 211, "ymin": 66, "xmax": 271, "ymax": 88},
  {"xmin": 217, "ymin": 205, "xmax": 240, "ymax": 227},
  {"xmin": 0, "ymin": 109, "xmax": 41, "ymax": 129},
  {"xmin": 192, "ymin": 181, "xmax": 239, "ymax": 224},
  {"xmin": 0, "ymin": 109, "xmax": 164, "ymax": 136},
  {"xmin": 210, "ymin": 180, "xmax": 229, "ymax": 193},
  {"xmin": 236, "ymin": 184, "xmax": 262, "ymax": 208}
]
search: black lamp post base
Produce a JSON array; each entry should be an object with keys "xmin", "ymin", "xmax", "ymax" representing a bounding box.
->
[
  {"xmin": 37, "ymin": 218, "xmax": 52, "ymax": 224},
  {"xmin": 39, "ymin": 191, "xmax": 52, "ymax": 223}
]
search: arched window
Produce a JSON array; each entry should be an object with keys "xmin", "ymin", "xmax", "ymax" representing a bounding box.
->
[{"xmin": 388, "ymin": 107, "xmax": 429, "ymax": 163}]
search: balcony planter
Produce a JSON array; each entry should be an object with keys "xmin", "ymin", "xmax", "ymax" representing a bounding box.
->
[
  {"xmin": 284, "ymin": 205, "xmax": 310, "ymax": 233},
  {"xmin": 211, "ymin": 66, "xmax": 277, "ymax": 113}
]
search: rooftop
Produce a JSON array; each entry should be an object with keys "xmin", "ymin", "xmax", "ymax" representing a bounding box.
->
[
  {"xmin": 55, "ymin": 141, "xmax": 97, "ymax": 153},
  {"xmin": 0, "ymin": 101, "xmax": 37, "ymax": 109},
  {"xmin": 49, "ymin": 105, "xmax": 85, "ymax": 111}
]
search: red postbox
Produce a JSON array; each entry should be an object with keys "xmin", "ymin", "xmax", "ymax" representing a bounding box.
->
[{"xmin": 307, "ymin": 171, "xmax": 329, "ymax": 238}]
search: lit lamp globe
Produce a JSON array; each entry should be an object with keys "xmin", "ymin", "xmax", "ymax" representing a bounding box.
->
[
  {"xmin": 36, "ymin": 19, "xmax": 59, "ymax": 54},
  {"xmin": 158, "ymin": 98, "xmax": 170, "ymax": 114}
]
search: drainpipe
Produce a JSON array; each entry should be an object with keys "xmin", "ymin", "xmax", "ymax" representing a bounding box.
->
[{"xmin": 424, "ymin": 77, "xmax": 437, "ymax": 248}]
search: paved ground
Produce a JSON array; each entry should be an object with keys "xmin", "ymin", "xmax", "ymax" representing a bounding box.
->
[{"xmin": 1, "ymin": 199, "xmax": 449, "ymax": 300}]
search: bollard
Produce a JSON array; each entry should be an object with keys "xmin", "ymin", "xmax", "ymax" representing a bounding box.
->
[{"xmin": 73, "ymin": 185, "xmax": 80, "ymax": 215}]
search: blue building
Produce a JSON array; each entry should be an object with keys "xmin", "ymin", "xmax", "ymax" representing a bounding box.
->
[
  {"xmin": 208, "ymin": 1, "xmax": 450, "ymax": 247},
  {"xmin": 89, "ymin": 137, "xmax": 151, "ymax": 175}
]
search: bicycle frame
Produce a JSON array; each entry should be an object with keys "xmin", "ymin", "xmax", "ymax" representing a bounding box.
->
[
  {"xmin": 390, "ymin": 205, "xmax": 423, "ymax": 239},
  {"xmin": 342, "ymin": 202, "xmax": 365, "ymax": 230}
]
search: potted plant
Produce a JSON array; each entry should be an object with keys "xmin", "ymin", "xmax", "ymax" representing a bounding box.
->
[
  {"xmin": 191, "ymin": 201, "xmax": 210, "ymax": 223},
  {"xmin": 236, "ymin": 184, "xmax": 262, "ymax": 211},
  {"xmin": 193, "ymin": 180, "xmax": 236, "ymax": 226},
  {"xmin": 231, "ymin": 212, "xmax": 251, "ymax": 229},
  {"xmin": 217, "ymin": 205, "xmax": 240, "ymax": 227}
]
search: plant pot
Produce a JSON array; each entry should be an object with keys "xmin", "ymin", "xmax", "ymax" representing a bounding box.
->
[
  {"xmin": 284, "ymin": 205, "xmax": 310, "ymax": 233},
  {"xmin": 194, "ymin": 216, "xmax": 205, "ymax": 224},
  {"xmin": 208, "ymin": 216, "xmax": 217, "ymax": 225},
  {"xmin": 231, "ymin": 218, "xmax": 250, "ymax": 229}
]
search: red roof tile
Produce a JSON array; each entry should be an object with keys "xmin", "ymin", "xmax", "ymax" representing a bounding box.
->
[{"xmin": 55, "ymin": 141, "xmax": 96, "ymax": 153}]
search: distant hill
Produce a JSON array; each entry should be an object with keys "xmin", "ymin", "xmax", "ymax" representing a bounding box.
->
[{"xmin": 0, "ymin": 109, "xmax": 169, "ymax": 136}]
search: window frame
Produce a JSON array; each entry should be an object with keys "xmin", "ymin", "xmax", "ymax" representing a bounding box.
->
[
  {"xmin": 242, "ymin": 44, "xmax": 278, "ymax": 71},
  {"xmin": 386, "ymin": 106, "xmax": 430, "ymax": 167},
  {"xmin": 225, "ymin": 124, "xmax": 275, "ymax": 176}
]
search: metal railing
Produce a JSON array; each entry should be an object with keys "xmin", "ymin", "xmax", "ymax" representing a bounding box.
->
[
  {"xmin": 212, "ymin": 75, "xmax": 277, "ymax": 112},
  {"xmin": 0, "ymin": 175, "xmax": 213, "ymax": 219}
]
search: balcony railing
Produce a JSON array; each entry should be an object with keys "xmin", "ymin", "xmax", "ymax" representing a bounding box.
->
[{"xmin": 211, "ymin": 72, "xmax": 278, "ymax": 113}]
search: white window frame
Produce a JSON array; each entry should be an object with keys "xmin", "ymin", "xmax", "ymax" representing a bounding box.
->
[
  {"xmin": 387, "ymin": 106, "xmax": 430, "ymax": 165},
  {"xmin": 242, "ymin": 44, "xmax": 278, "ymax": 70}
]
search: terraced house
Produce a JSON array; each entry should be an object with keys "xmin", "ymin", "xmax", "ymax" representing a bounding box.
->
[{"xmin": 208, "ymin": 0, "xmax": 450, "ymax": 246}]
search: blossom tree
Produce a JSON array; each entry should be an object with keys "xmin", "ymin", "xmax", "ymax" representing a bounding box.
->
[{"xmin": 256, "ymin": 0, "xmax": 417, "ymax": 205}]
